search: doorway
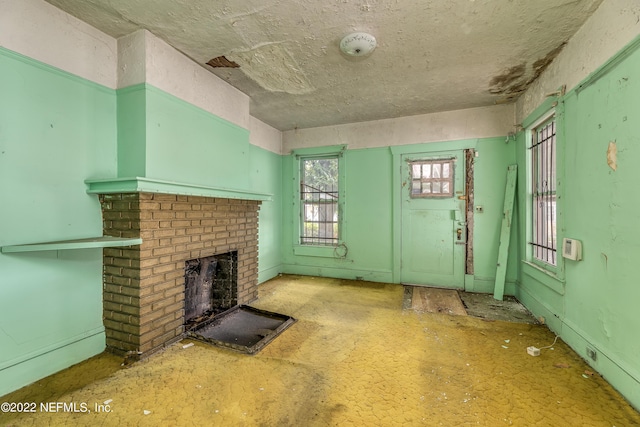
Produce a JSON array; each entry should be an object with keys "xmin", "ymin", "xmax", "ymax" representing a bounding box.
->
[{"xmin": 400, "ymin": 150, "xmax": 466, "ymax": 288}]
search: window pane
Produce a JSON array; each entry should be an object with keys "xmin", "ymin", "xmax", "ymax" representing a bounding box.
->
[
  {"xmin": 301, "ymin": 156, "xmax": 339, "ymax": 246},
  {"xmin": 432, "ymin": 163, "xmax": 441, "ymax": 178},
  {"xmin": 443, "ymin": 163, "xmax": 450, "ymax": 178},
  {"xmin": 408, "ymin": 160, "xmax": 454, "ymax": 198}
]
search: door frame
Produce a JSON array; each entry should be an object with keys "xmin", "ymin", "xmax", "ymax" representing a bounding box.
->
[{"xmin": 390, "ymin": 139, "xmax": 479, "ymax": 286}]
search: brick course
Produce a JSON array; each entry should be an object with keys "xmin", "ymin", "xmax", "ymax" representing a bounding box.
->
[{"xmin": 99, "ymin": 193, "xmax": 261, "ymax": 357}]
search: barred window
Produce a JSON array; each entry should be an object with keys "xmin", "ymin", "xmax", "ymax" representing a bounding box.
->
[
  {"xmin": 530, "ymin": 116, "xmax": 557, "ymax": 266},
  {"xmin": 300, "ymin": 157, "xmax": 339, "ymax": 246}
]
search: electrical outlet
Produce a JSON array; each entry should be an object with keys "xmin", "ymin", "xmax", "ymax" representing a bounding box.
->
[
  {"xmin": 527, "ymin": 346, "xmax": 540, "ymax": 357},
  {"xmin": 586, "ymin": 347, "xmax": 597, "ymax": 361}
]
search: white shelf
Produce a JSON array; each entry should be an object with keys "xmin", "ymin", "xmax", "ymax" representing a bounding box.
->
[{"xmin": 1, "ymin": 236, "xmax": 142, "ymax": 253}]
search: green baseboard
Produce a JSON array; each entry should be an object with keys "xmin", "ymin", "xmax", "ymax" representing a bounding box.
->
[
  {"xmin": 467, "ymin": 276, "xmax": 516, "ymax": 295},
  {"xmin": 258, "ymin": 265, "xmax": 282, "ymax": 284},
  {"xmin": 280, "ymin": 264, "xmax": 393, "ymax": 283}
]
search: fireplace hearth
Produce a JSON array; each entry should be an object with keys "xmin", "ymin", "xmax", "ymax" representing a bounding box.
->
[{"xmin": 187, "ymin": 305, "xmax": 296, "ymax": 354}]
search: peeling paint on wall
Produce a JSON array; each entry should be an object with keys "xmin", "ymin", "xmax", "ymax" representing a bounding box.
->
[{"xmin": 607, "ymin": 141, "xmax": 617, "ymax": 171}]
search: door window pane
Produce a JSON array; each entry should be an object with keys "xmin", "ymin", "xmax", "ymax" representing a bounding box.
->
[{"xmin": 408, "ymin": 159, "xmax": 454, "ymax": 198}]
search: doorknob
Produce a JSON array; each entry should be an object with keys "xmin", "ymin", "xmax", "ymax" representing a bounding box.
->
[{"xmin": 456, "ymin": 228, "xmax": 462, "ymax": 240}]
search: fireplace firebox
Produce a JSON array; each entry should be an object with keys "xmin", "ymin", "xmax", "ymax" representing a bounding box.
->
[{"xmin": 184, "ymin": 251, "xmax": 238, "ymax": 327}]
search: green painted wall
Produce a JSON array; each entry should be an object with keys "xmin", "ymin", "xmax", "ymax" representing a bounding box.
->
[
  {"xmin": 515, "ymin": 38, "xmax": 640, "ymax": 409},
  {"xmin": 116, "ymin": 84, "xmax": 252, "ymax": 190},
  {"xmin": 472, "ymin": 137, "xmax": 519, "ymax": 292},
  {"xmin": 0, "ymin": 48, "xmax": 117, "ymax": 396},
  {"xmin": 117, "ymin": 83, "xmax": 282, "ymax": 282},
  {"xmin": 281, "ymin": 147, "xmax": 394, "ymax": 281},
  {"xmin": 117, "ymin": 86, "xmax": 147, "ymax": 177},
  {"xmin": 144, "ymin": 86, "xmax": 251, "ymax": 190},
  {"xmin": 281, "ymin": 140, "xmax": 518, "ymax": 289},
  {"xmin": 249, "ymin": 145, "xmax": 283, "ymax": 283},
  {"xmin": 0, "ymin": 50, "xmax": 283, "ymax": 397}
]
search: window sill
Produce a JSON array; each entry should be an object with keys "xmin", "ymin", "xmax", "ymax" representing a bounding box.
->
[
  {"xmin": 521, "ymin": 261, "xmax": 565, "ymax": 295},
  {"xmin": 293, "ymin": 245, "xmax": 338, "ymax": 258}
]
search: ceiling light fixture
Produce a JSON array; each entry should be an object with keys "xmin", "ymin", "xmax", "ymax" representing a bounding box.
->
[{"xmin": 339, "ymin": 32, "xmax": 377, "ymax": 57}]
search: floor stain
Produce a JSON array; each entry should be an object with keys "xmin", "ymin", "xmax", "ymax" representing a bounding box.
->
[{"xmin": 2, "ymin": 274, "xmax": 639, "ymax": 426}]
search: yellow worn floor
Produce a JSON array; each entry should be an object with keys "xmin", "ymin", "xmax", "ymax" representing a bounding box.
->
[{"xmin": 2, "ymin": 275, "xmax": 639, "ymax": 426}]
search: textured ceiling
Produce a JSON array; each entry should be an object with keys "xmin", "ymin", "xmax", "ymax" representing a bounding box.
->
[{"xmin": 45, "ymin": 0, "xmax": 603, "ymax": 131}]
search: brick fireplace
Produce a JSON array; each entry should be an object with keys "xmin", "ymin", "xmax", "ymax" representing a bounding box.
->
[{"xmin": 98, "ymin": 192, "xmax": 260, "ymax": 357}]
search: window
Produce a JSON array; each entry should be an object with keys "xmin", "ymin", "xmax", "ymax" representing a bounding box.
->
[
  {"xmin": 409, "ymin": 159, "xmax": 454, "ymax": 198},
  {"xmin": 300, "ymin": 156, "xmax": 339, "ymax": 246},
  {"xmin": 530, "ymin": 116, "xmax": 557, "ymax": 266}
]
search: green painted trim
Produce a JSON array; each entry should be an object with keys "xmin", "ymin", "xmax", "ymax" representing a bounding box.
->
[
  {"xmin": 258, "ymin": 265, "xmax": 282, "ymax": 284},
  {"xmin": 292, "ymin": 145, "xmax": 347, "ymax": 157},
  {"xmin": 464, "ymin": 274, "xmax": 475, "ymax": 290},
  {"xmin": 85, "ymin": 177, "xmax": 272, "ymax": 201},
  {"xmin": 494, "ymin": 165, "xmax": 518, "ymax": 300},
  {"xmin": 293, "ymin": 245, "xmax": 339, "ymax": 258},
  {"xmin": 1, "ymin": 236, "xmax": 142, "ymax": 253},
  {"xmin": 571, "ymin": 33, "xmax": 640, "ymax": 96},
  {"xmin": 521, "ymin": 261, "xmax": 565, "ymax": 295},
  {"xmin": 520, "ymin": 104, "xmax": 566, "ymax": 281},
  {"xmin": 471, "ymin": 278, "xmax": 517, "ymax": 295},
  {"xmin": 521, "ymin": 97, "xmax": 558, "ymax": 128},
  {"xmin": 0, "ymin": 46, "xmax": 113, "ymax": 94},
  {"xmin": 281, "ymin": 264, "xmax": 394, "ymax": 283},
  {"xmin": 391, "ymin": 149, "xmax": 403, "ymax": 283},
  {"xmin": 515, "ymin": 281, "xmax": 564, "ymax": 332},
  {"xmin": 0, "ymin": 326, "xmax": 104, "ymax": 371},
  {"xmin": 553, "ymin": 100, "xmax": 567, "ymax": 281}
]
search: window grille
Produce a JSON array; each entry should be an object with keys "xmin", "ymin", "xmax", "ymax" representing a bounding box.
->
[
  {"xmin": 409, "ymin": 159, "xmax": 454, "ymax": 198},
  {"xmin": 530, "ymin": 117, "xmax": 557, "ymax": 266},
  {"xmin": 300, "ymin": 157, "xmax": 339, "ymax": 245}
]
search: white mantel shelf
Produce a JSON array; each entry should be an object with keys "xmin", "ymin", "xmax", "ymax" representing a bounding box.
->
[
  {"xmin": 1, "ymin": 236, "xmax": 143, "ymax": 253},
  {"xmin": 85, "ymin": 177, "xmax": 273, "ymax": 201}
]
